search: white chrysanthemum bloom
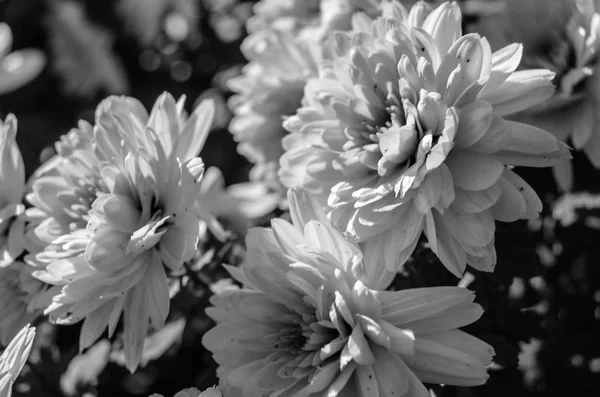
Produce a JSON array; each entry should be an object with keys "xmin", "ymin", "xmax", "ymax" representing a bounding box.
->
[
  {"xmin": 0, "ymin": 23, "xmax": 46, "ymax": 95},
  {"xmin": 46, "ymin": 0, "xmax": 128, "ymax": 97},
  {"xmin": 0, "ymin": 115, "xmax": 26, "ymax": 266},
  {"xmin": 0, "ymin": 324, "xmax": 35, "ymax": 397},
  {"xmin": 29, "ymin": 92, "xmax": 215, "ymax": 372},
  {"xmin": 0, "ymin": 262, "xmax": 48, "ymax": 346},
  {"xmin": 279, "ymin": 1, "xmax": 570, "ymax": 280},
  {"xmin": 474, "ymin": 0, "xmax": 600, "ymax": 191},
  {"xmin": 228, "ymin": 29, "xmax": 321, "ymax": 186},
  {"xmin": 150, "ymin": 386, "xmax": 222, "ymax": 397},
  {"xmin": 203, "ymin": 187, "xmax": 494, "ymax": 397}
]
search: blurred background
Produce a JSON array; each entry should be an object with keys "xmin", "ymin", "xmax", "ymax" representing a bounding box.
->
[
  {"xmin": 0, "ymin": 0, "xmax": 252, "ymax": 182},
  {"xmin": 1, "ymin": 0, "xmax": 600, "ymax": 396}
]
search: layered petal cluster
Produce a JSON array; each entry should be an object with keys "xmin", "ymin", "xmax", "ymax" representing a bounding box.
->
[
  {"xmin": 0, "ymin": 115, "xmax": 26, "ymax": 266},
  {"xmin": 475, "ymin": 0, "xmax": 600, "ymax": 191},
  {"xmin": 151, "ymin": 386, "xmax": 222, "ymax": 397},
  {"xmin": 29, "ymin": 92, "xmax": 215, "ymax": 371},
  {"xmin": 231, "ymin": 0, "xmax": 390, "ymax": 191},
  {"xmin": 228, "ymin": 29, "xmax": 320, "ymax": 187},
  {"xmin": 203, "ymin": 188, "xmax": 494, "ymax": 397},
  {"xmin": 0, "ymin": 324, "xmax": 35, "ymax": 397},
  {"xmin": 24, "ymin": 120, "xmax": 102, "ymax": 256},
  {"xmin": 279, "ymin": 1, "xmax": 570, "ymax": 280}
]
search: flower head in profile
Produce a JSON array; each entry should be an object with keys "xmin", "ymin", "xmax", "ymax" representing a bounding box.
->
[
  {"xmin": 203, "ymin": 188, "xmax": 494, "ymax": 397},
  {"xmin": 151, "ymin": 386, "xmax": 222, "ymax": 397},
  {"xmin": 0, "ymin": 115, "xmax": 26, "ymax": 266},
  {"xmin": 228, "ymin": 29, "xmax": 321, "ymax": 188},
  {"xmin": 0, "ymin": 324, "xmax": 35, "ymax": 397},
  {"xmin": 29, "ymin": 92, "xmax": 215, "ymax": 371},
  {"xmin": 474, "ymin": 0, "xmax": 600, "ymax": 191},
  {"xmin": 280, "ymin": 1, "xmax": 570, "ymax": 280}
]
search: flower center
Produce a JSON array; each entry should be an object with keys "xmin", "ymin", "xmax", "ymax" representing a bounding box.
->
[
  {"xmin": 273, "ymin": 325, "xmax": 307, "ymax": 351},
  {"xmin": 344, "ymin": 81, "xmax": 447, "ymax": 178},
  {"xmin": 61, "ymin": 175, "xmax": 108, "ymax": 229}
]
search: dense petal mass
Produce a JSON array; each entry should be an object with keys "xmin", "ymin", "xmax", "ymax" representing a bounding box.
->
[
  {"xmin": 203, "ymin": 188, "xmax": 493, "ymax": 397},
  {"xmin": 228, "ymin": 28, "xmax": 320, "ymax": 189},
  {"xmin": 28, "ymin": 92, "xmax": 216, "ymax": 372},
  {"xmin": 279, "ymin": 1, "xmax": 570, "ymax": 280},
  {"xmin": 474, "ymin": 0, "xmax": 600, "ymax": 191},
  {"xmin": 230, "ymin": 0, "xmax": 388, "ymax": 193}
]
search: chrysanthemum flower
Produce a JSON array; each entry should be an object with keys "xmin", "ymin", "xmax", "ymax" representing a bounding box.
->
[
  {"xmin": 0, "ymin": 115, "xmax": 26, "ymax": 266},
  {"xmin": 151, "ymin": 386, "xmax": 222, "ymax": 397},
  {"xmin": 228, "ymin": 29, "xmax": 320, "ymax": 187},
  {"xmin": 203, "ymin": 187, "xmax": 494, "ymax": 397},
  {"xmin": 29, "ymin": 92, "xmax": 215, "ymax": 371},
  {"xmin": 279, "ymin": 1, "xmax": 570, "ymax": 280},
  {"xmin": 473, "ymin": 0, "xmax": 600, "ymax": 191},
  {"xmin": 0, "ymin": 324, "xmax": 35, "ymax": 397}
]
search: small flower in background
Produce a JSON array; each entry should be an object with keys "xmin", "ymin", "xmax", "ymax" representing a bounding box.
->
[
  {"xmin": 27, "ymin": 92, "xmax": 216, "ymax": 372},
  {"xmin": 0, "ymin": 23, "xmax": 46, "ymax": 95},
  {"xmin": 279, "ymin": 1, "xmax": 570, "ymax": 281},
  {"xmin": 150, "ymin": 385, "xmax": 222, "ymax": 397},
  {"xmin": 228, "ymin": 29, "xmax": 321, "ymax": 190},
  {"xmin": 473, "ymin": 0, "xmax": 600, "ymax": 191},
  {"xmin": 46, "ymin": 0, "xmax": 129, "ymax": 98},
  {"xmin": 0, "ymin": 324, "xmax": 35, "ymax": 397},
  {"xmin": 203, "ymin": 187, "xmax": 494, "ymax": 397},
  {"xmin": 0, "ymin": 115, "xmax": 26, "ymax": 266}
]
